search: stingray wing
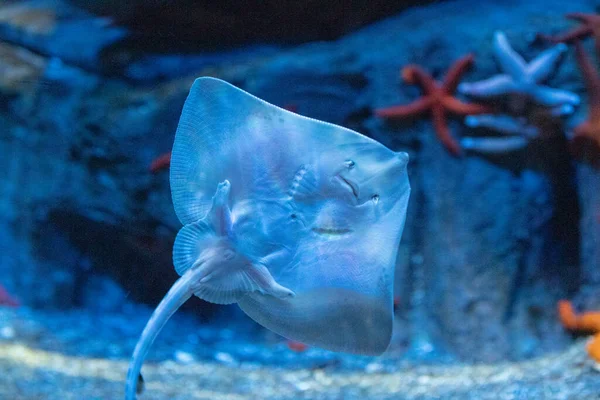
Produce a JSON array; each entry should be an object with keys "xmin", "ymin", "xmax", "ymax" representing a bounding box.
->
[
  {"xmin": 171, "ymin": 77, "xmax": 411, "ymax": 355},
  {"xmin": 238, "ymin": 188, "xmax": 410, "ymax": 356},
  {"xmin": 170, "ymin": 77, "xmax": 387, "ymax": 225}
]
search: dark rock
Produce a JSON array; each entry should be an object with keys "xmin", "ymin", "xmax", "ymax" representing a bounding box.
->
[{"xmin": 70, "ymin": 0, "xmax": 440, "ymax": 50}]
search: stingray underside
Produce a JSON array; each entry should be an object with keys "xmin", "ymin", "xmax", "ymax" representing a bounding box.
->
[{"xmin": 170, "ymin": 77, "xmax": 411, "ymax": 355}]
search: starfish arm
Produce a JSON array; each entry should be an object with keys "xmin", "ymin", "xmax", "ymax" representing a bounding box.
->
[
  {"xmin": 537, "ymin": 25, "xmax": 593, "ymax": 44},
  {"xmin": 402, "ymin": 65, "xmax": 437, "ymax": 93},
  {"xmin": 461, "ymin": 136, "xmax": 528, "ymax": 154},
  {"xmin": 458, "ymin": 74, "xmax": 516, "ymax": 98},
  {"xmin": 442, "ymin": 54, "xmax": 474, "ymax": 93},
  {"xmin": 465, "ymin": 114, "xmax": 539, "ymax": 138},
  {"xmin": 442, "ymin": 96, "xmax": 491, "ymax": 115},
  {"xmin": 587, "ymin": 333, "xmax": 600, "ymax": 363},
  {"xmin": 558, "ymin": 300, "xmax": 600, "ymax": 331},
  {"xmin": 566, "ymin": 12, "xmax": 600, "ymax": 24},
  {"xmin": 571, "ymin": 121, "xmax": 592, "ymax": 142},
  {"xmin": 149, "ymin": 152, "xmax": 172, "ymax": 173},
  {"xmin": 493, "ymin": 31, "xmax": 527, "ymax": 79},
  {"xmin": 579, "ymin": 312, "xmax": 600, "ymax": 332},
  {"xmin": 375, "ymin": 96, "xmax": 433, "ymax": 118},
  {"xmin": 526, "ymin": 43, "xmax": 568, "ymax": 82},
  {"xmin": 530, "ymin": 85, "xmax": 581, "ymax": 107},
  {"xmin": 431, "ymin": 105, "xmax": 461, "ymax": 155},
  {"xmin": 558, "ymin": 300, "xmax": 580, "ymax": 330},
  {"xmin": 550, "ymin": 104, "xmax": 575, "ymax": 117},
  {"xmin": 574, "ymin": 40, "xmax": 600, "ymax": 122}
]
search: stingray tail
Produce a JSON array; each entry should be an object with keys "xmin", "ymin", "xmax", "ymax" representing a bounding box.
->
[{"xmin": 124, "ymin": 265, "xmax": 206, "ymax": 400}]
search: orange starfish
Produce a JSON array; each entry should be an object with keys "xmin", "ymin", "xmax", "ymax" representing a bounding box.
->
[
  {"xmin": 376, "ymin": 54, "xmax": 491, "ymax": 155},
  {"xmin": 570, "ymin": 40, "xmax": 600, "ymax": 158},
  {"xmin": 558, "ymin": 300, "xmax": 600, "ymax": 362},
  {"xmin": 538, "ymin": 13, "xmax": 600, "ymax": 55}
]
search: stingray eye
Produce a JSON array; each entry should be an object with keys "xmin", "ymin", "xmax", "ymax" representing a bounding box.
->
[
  {"xmin": 371, "ymin": 194, "xmax": 380, "ymax": 204},
  {"xmin": 344, "ymin": 160, "xmax": 355, "ymax": 169}
]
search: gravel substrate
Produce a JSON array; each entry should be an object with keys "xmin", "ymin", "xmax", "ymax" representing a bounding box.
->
[
  {"xmin": 1, "ymin": 307, "xmax": 599, "ymax": 399},
  {"xmin": 1, "ymin": 339, "xmax": 599, "ymax": 399}
]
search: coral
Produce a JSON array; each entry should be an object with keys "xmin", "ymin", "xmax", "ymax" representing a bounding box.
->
[
  {"xmin": 0, "ymin": 285, "xmax": 19, "ymax": 307},
  {"xmin": 570, "ymin": 40, "xmax": 600, "ymax": 157},
  {"xmin": 376, "ymin": 54, "xmax": 491, "ymax": 155},
  {"xmin": 538, "ymin": 13, "xmax": 600, "ymax": 55},
  {"xmin": 558, "ymin": 300, "xmax": 600, "ymax": 362},
  {"xmin": 458, "ymin": 31, "xmax": 580, "ymax": 107}
]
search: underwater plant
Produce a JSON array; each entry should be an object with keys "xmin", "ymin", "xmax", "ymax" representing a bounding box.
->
[
  {"xmin": 125, "ymin": 77, "xmax": 411, "ymax": 399},
  {"xmin": 376, "ymin": 54, "xmax": 491, "ymax": 155}
]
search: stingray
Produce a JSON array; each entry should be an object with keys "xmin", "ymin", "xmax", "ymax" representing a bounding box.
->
[{"xmin": 125, "ymin": 77, "xmax": 411, "ymax": 399}]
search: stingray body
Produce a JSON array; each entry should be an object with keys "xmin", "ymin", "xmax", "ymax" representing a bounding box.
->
[{"xmin": 125, "ymin": 77, "xmax": 410, "ymax": 399}]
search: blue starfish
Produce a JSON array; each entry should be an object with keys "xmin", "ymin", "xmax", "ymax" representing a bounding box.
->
[
  {"xmin": 458, "ymin": 31, "xmax": 580, "ymax": 107},
  {"xmin": 460, "ymin": 104, "xmax": 573, "ymax": 154}
]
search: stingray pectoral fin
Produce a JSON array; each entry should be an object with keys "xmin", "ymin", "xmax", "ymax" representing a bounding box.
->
[
  {"xmin": 125, "ymin": 265, "xmax": 206, "ymax": 400},
  {"xmin": 247, "ymin": 263, "xmax": 295, "ymax": 299},
  {"xmin": 194, "ymin": 262, "xmax": 294, "ymax": 304},
  {"xmin": 173, "ymin": 220, "xmax": 218, "ymax": 276}
]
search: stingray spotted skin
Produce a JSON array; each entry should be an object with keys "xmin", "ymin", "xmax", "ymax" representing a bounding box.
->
[{"xmin": 125, "ymin": 78, "xmax": 410, "ymax": 399}]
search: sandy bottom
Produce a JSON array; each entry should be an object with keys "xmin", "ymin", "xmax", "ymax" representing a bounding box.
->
[{"xmin": 0, "ymin": 339, "xmax": 598, "ymax": 400}]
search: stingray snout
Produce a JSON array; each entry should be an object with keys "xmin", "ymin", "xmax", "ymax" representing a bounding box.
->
[{"xmin": 394, "ymin": 151, "xmax": 409, "ymax": 168}]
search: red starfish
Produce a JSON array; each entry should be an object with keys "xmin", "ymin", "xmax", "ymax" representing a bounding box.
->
[
  {"xmin": 570, "ymin": 40, "xmax": 600, "ymax": 158},
  {"xmin": 376, "ymin": 54, "xmax": 491, "ymax": 155},
  {"xmin": 538, "ymin": 13, "xmax": 600, "ymax": 55},
  {"xmin": 0, "ymin": 284, "xmax": 19, "ymax": 307},
  {"xmin": 149, "ymin": 152, "xmax": 172, "ymax": 173},
  {"xmin": 286, "ymin": 340, "xmax": 308, "ymax": 352}
]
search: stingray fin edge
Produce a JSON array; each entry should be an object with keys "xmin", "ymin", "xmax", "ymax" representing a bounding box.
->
[{"xmin": 173, "ymin": 220, "xmax": 218, "ymax": 276}]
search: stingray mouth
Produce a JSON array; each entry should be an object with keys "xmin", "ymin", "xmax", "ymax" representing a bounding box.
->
[
  {"xmin": 312, "ymin": 227, "xmax": 352, "ymax": 237},
  {"xmin": 334, "ymin": 174, "xmax": 359, "ymax": 199}
]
